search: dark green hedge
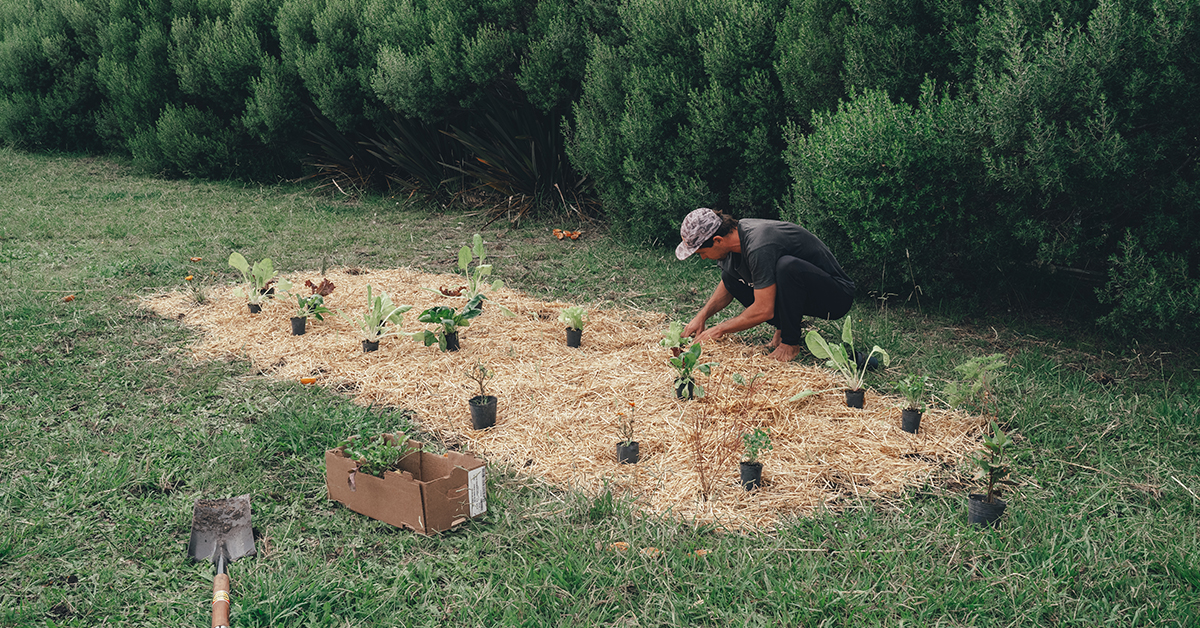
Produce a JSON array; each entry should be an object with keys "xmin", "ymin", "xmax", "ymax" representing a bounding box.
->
[
  {"xmin": 1, "ymin": 0, "xmax": 1196, "ymax": 335},
  {"xmin": 783, "ymin": 0, "xmax": 1200, "ymax": 336}
]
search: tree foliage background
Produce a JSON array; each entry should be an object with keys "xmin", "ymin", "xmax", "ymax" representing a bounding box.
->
[{"xmin": 1, "ymin": 0, "xmax": 1196, "ymax": 335}]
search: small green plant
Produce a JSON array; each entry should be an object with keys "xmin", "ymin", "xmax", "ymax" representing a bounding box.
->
[
  {"xmin": 413, "ymin": 294, "xmax": 485, "ymax": 351},
  {"xmin": 459, "ymin": 233, "xmax": 503, "ymax": 300},
  {"xmin": 558, "ymin": 305, "xmax": 587, "ymax": 331},
  {"xmin": 228, "ymin": 252, "xmax": 278, "ymax": 305},
  {"xmin": 741, "ymin": 428, "xmax": 773, "ymax": 464},
  {"xmin": 350, "ymin": 285, "xmax": 412, "ymax": 342},
  {"xmin": 970, "ymin": 420, "xmax": 1016, "ymax": 503},
  {"xmin": 338, "ymin": 432, "xmax": 419, "ymax": 478},
  {"xmin": 894, "ymin": 374, "xmax": 930, "ymax": 411},
  {"xmin": 945, "ymin": 354, "xmax": 1006, "ymax": 415},
  {"xmin": 465, "ymin": 360, "xmax": 494, "ymax": 403},
  {"xmin": 659, "ymin": 320, "xmax": 690, "ymax": 352},
  {"xmin": 289, "ymin": 278, "xmax": 335, "ymax": 320},
  {"xmin": 791, "ymin": 318, "xmax": 890, "ymax": 400},
  {"xmin": 669, "ymin": 343, "xmax": 717, "ymax": 399}
]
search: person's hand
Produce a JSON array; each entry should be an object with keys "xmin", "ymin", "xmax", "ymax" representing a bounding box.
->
[
  {"xmin": 683, "ymin": 318, "xmax": 705, "ymax": 339},
  {"xmin": 695, "ymin": 327, "xmax": 724, "ymax": 343}
]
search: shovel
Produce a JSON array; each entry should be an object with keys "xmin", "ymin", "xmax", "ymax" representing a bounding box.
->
[{"xmin": 188, "ymin": 494, "xmax": 256, "ymax": 628}]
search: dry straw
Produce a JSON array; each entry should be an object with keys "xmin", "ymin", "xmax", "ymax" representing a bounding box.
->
[{"xmin": 144, "ymin": 267, "xmax": 988, "ymax": 531}]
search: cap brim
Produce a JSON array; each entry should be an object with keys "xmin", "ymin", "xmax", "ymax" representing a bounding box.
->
[{"xmin": 675, "ymin": 241, "xmax": 699, "ymax": 260}]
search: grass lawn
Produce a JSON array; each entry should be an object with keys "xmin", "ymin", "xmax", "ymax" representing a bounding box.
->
[{"xmin": 2, "ymin": 147, "xmax": 1198, "ymax": 626}]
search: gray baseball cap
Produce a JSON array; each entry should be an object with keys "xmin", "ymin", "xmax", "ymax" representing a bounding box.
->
[{"xmin": 675, "ymin": 208, "xmax": 722, "ymax": 260}]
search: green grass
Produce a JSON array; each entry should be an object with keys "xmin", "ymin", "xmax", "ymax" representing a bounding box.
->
[{"xmin": 1, "ymin": 146, "xmax": 1198, "ymax": 626}]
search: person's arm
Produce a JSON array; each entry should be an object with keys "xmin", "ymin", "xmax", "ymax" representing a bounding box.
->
[
  {"xmin": 693, "ymin": 284, "xmax": 775, "ymax": 343},
  {"xmin": 684, "ymin": 281, "xmax": 735, "ymax": 339}
]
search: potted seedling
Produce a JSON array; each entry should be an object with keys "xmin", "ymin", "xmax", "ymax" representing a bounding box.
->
[
  {"xmin": 459, "ymin": 233, "xmax": 503, "ymax": 302},
  {"xmin": 413, "ymin": 294, "xmax": 485, "ymax": 351},
  {"xmin": 740, "ymin": 428, "xmax": 772, "ymax": 490},
  {"xmin": 336, "ymin": 431, "xmax": 421, "ymax": 487},
  {"xmin": 968, "ymin": 420, "xmax": 1016, "ymax": 527},
  {"xmin": 616, "ymin": 402, "xmax": 638, "ymax": 464},
  {"xmin": 465, "ymin": 361, "xmax": 497, "ymax": 430},
  {"xmin": 349, "ymin": 285, "xmax": 412, "ymax": 352},
  {"xmin": 669, "ymin": 343, "xmax": 717, "ymax": 399},
  {"xmin": 659, "ymin": 320, "xmax": 690, "ymax": 357},
  {"xmin": 228, "ymin": 252, "xmax": 279, "ymax": 313},
  {"xmin": 559, "ymin": 305, "xmax": 587, "ymax": 347},
  {"xmin": 790, "ymin": 318, "xmax": 890, "ymax": 408},
  {"xmin": 287, "ymin": 279, "xmax": 335, "ymax": 335},
  {"xmin": 894, "ymin": 374, "xmax": 930, "ymax": 433}
]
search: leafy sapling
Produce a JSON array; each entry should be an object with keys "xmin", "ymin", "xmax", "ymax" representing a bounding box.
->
[
  {"xmin": 659, "ymin": 320, "xmax": 691, "ymax": 355},
  {"xmin": 790, "ymin": 318, "xmax": 890, "ymax": 401},
  {"xmin": 741, "ymin": 428, "xmax": 773, "ymax": 465},
  {"xmin": 290, "ymin": 278, "xmax": 335, "ymax": 320},
  {"xmin": 228, "ymin": 252, "xmax": 278, "ymax": 305},
  {"xmin": 350, "ymin": 285, "xmax": 412, "ymax": 342},
  {"xmin": 413, "ymin": 294, "xmax": 485, "ymax": 351},
  {"xmin": 338, "ymin": 432, "xmax": 419, "ymax": 478},
  {"xmin": 670, "ymin": 343, "xmax": 717, "ymax": 399},
  {"xmin": 894, "ymin": 374, "xmax": 930, "ymax": 412},
  {"xmin": 465, "ymin": 361, "xmax": 494, "ymax": 405},
  {"xmin": 970, "ymin": 420, "xmax": 1016, "ymax": 504},
  {"xmin": 459, "ymin": 233, "xmax": 503, "ymax": 300},
  {"xmin": 945, "ymin": 354, "xmax": 1006, "ymax": 415},
  {"xmin": 558, "ymin": 305, "xmax": 587, "ymax": 331}
]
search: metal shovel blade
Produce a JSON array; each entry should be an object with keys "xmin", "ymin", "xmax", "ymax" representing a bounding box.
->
[{"xmin": 188, "ymin": 494, "xmax": 256, "ymax": 570}]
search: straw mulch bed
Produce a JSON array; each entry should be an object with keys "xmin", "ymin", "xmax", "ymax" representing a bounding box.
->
[{"xmin": 144, "ymin": 267, "xmax": 988, "ymax": 531}]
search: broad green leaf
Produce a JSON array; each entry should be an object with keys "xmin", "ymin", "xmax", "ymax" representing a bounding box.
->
[
  {"xmin": 473, "ymin": 233, "xmax": 485, "ymax": 259},
  {"xmin": 458, "ymin": 245, "xmax": 472, "ymax": 272},
  {"xmin": 228, "ymin": 252, "xmax": 249, "ymax": 274},
  {"xmin": 788, "ymin": 390, "xmax": 819, "ymax": 402},
  {"xmin": 805, "ymin": 330, "xmax": 832, "ymax": 360},
  {"xmin": 841, "ymin": 316, "xmax": 854, "ymax": 346}
]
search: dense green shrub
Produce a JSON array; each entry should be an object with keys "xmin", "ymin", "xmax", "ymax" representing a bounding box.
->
[
  {"xmin": 785, "ymin": 0, "xmax": 1200, "ymax": 334},
  {"xmin": 94, "ymin": 0, "xmax": 175, "ymax": 150},
  {"xmin": 0, "ymin": 0, "xmax": 105, "ymax": 151},
  {"xmin": 569, "ymin": 0, "xmax": 790, "ymax": 242}
]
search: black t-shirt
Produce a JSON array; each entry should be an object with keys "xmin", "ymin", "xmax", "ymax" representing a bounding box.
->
[{"xmin": 718, "ymin": 219, "xmax": 855, "ymax": 293}]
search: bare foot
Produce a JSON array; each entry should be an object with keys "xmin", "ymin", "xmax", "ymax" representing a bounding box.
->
[
  {"xmin": 767, "ymin": 329, "xmax": 783, "ymax": 349},
  {"xmin": 768, "ymin": 343, "xmax": 801, "ymax": 362}
]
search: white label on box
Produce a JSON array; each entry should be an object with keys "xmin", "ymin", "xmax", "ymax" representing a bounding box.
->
[{"xmin": 468, "ymin": 466, "xmax": 487, "ymax": 517}]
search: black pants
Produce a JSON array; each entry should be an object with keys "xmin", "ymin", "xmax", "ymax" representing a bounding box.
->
[{"xmin": 722, "ymin": 256, "xmax": 853, "ymax": 346}]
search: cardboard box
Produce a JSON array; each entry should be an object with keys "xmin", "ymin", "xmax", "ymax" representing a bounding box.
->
[{"xmin": 325, "ymin": 435, "xmax": 487, "ymax": 534}]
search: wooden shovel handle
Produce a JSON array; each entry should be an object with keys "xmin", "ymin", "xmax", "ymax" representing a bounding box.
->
[{"xmin": 211, "ymin": 573, "xmax": 231, "ymax": 628}]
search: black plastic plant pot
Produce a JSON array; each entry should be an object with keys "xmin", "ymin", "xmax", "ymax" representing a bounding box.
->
[
  {"xmin": 362, "ymin": 339, "xmax": 380, "ymax": 353},
  {"xmin": 675, "ymin": 380, "xmax": 696, "ymax": 399},
  {"xmin": 469, "ymin": 395, "xmax": 497, "ymax": 430},
  {"xmin": 566, "ymin": 328, "xmax": 582, "ymax": 348},
  {"xmin": 968, "ymin": 494, "xmax": 1007, "ymax": 528},
  {"xmin": 740, "ymin": 461, "xmax": 763, "ymax": 491},
  {"xmin": 248, "ymin": 303, "xmax": 262, "ymax": 314},
  {"xmin": 445, "ymin": 332, "xmax": 460, "ymax": 351},
  {"xmin": 845, "ymin": 389, "xmax": 865, "ymax": 408},
  {"xmin": 617, "ymin": 441, "xmax": 639, "ymax": 464},
  {"xmin": 901, "ymin": 408, "xmax": 922, "ymax": 434},
  {"xmin": 291, "ymin": 316, "xmax": 307, "ymax": 336}
]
